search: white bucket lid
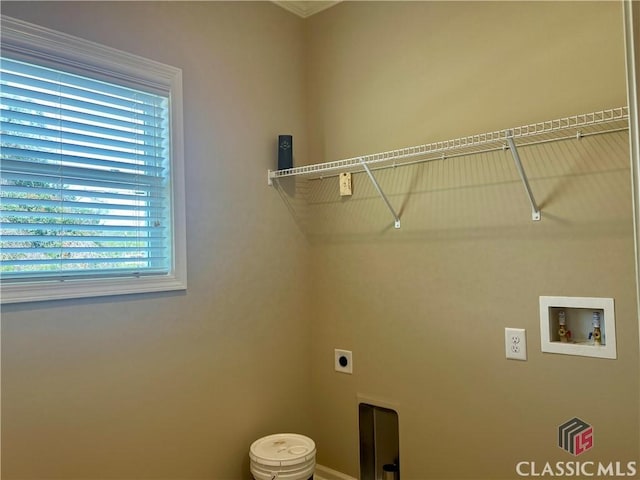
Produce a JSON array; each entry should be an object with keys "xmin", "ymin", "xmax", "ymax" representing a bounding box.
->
[{"xmin": 250, "ymin": 433, "xmax": 316, "ymax": 467}]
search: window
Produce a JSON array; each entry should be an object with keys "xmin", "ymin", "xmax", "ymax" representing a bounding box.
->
[{"xmin": 0, "ymin": 16, "xmax": 186, "ymax": 303}]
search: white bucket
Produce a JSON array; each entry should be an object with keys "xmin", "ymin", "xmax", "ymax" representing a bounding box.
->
[{"xmin": 250, "ymin": 433, "xmax": 316, "ymax": 480}]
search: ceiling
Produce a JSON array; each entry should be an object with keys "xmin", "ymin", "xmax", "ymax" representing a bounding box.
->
[{"xmin": 272, "ymin": 1, "xmax": 341, "ymax": 18}]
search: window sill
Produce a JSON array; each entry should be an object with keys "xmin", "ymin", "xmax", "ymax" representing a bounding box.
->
[{"xmin": 1, "ymin": 274, "xmax": 187, "ymax": 304}]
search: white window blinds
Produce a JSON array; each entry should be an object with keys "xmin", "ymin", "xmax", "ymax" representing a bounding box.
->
[{"xmin": 1, "ymin": 56, "xmax": 172, "ymax": 282}]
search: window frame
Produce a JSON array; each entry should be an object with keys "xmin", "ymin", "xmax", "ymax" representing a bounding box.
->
[{"xmin": 0, "ymin": 16, "xmax": 187, "ymax": 303}]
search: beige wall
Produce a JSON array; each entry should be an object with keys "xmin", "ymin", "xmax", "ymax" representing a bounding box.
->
[
  {"xmin": 305, "ymin": 1, "xmax": 639, "ymax": 479},
  {"xmin": 1, "ymin": 2, "xmax": 638, "ymax": 480},
  {"xmin": 1, "ymin": 2, "xmax": 312, "ymax": 479}
]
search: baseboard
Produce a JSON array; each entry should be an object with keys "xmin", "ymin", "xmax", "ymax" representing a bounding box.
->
[{"xmin": 314, "ymin": 464, "xmax": 358, "ymax": 480}]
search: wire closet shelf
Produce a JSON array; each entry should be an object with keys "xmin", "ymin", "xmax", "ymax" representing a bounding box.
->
[
  {"xmin": 268, "ymin": 107, "xmax": 629, "ymax": 183},
  {"xmin": 267, "ymin": 106, "xmax": 629, "ymax": 228}
]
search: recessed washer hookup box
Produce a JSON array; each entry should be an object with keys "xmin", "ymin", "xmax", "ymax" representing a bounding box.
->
[{"xmin": 539, "ymin": 296, "xmax": 616, "ymax": 359}]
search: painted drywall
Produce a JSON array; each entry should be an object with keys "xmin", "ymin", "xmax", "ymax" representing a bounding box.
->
[
  {"xmin": 0, "ymin": 2, "xmax": 311, "ymax": 478},
  {"xmin": 304, "ymin": 2, "xmax": 639, "ymax": 479},
  {"xmin": 2, "ymin": 2, "xmax": 639, "ymax": 480}
]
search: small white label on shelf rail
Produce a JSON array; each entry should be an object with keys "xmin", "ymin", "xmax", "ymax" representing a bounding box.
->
[{"xmin": 339, "ymin": 172, "xmax": 352, "ymax": 196}]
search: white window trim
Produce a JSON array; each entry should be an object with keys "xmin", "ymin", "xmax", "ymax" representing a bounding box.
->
[{"xmin": 0, "ymin": 16, "xmax": 187, "ymax": 303}]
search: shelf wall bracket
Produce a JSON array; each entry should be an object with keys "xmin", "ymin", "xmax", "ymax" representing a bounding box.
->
[
  {"xmin": 360, "ymin": 159, "xmax": 401, "ymax": 229},
  {"xmin": 506, "ymin": 133, "xmax": 541, "ymax": 221}
]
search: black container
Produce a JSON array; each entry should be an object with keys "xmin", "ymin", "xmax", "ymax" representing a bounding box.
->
[{"xmin": 278, "ymin": 134, "xmax": 293, "ymax": 170}]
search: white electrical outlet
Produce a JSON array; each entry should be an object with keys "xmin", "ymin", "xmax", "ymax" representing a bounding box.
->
[
  {"xmin": 334, "ymin": 349, "xmax": 353, "ymax": 374},
  {"xmin": 505, "ymin": 328, "xmax": 527, "ymax": 361}
]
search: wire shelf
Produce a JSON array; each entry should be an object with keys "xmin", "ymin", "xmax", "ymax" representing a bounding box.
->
[{"xmin": 268, "ymin": 106, "xmax": 629, "ymax": 184}]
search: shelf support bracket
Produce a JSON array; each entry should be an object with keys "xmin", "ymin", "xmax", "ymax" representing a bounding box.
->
[
  {"xmin": 360, "ymin": 159, "xmax": 401, "ymax": 229},
  {"xmin": 506, "ymin": 134, "xmax": 541, "ymax": 221}
]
